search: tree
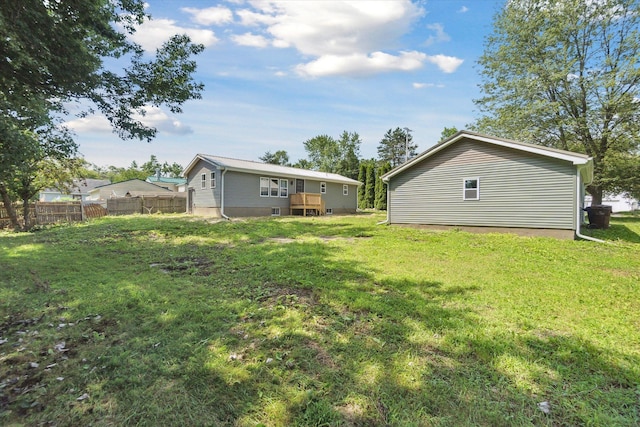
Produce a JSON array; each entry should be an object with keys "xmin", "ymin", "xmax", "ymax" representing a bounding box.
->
[
  {"xmin": 161, "ymin": 162, "xmax": 184, "ymax": 178},
  {"xmin": 0, "ymin": 0, "xmax": 204, "ymax": 230},
  {"xmin": 364, "ymin": 163, "xmax": 376, "ymax": 209},
  {"xmin": 474, "ymin": 0, "xmax": 640, "ymax": 205},
  {"xmin": 357, "ymin": 163, "xmax": 368, "ymax": 209},
  {"xmin": 303, "ymin": 135, "xmax": 340, "ymax": 172},
  {"xmin": 260, "ymin": 150, "xmax": 290, "ymax": 166},
  {"xmin": 335, "ymin": 131, "xmax": 362, "ymax": 180},
  {"xmin": 374, "ymin": 162, "xmax": 392, "ymax": 210},
  {"xmin": 440, "ymin": 126, "xmax": 459, "ymax": 142},
  {"xmin": 377, "ymin": 128, "xmax": 418, "ymax": 168},
  {"xmin": 302, "ymin": 131, "xmax": 362, "ymax": 176}
]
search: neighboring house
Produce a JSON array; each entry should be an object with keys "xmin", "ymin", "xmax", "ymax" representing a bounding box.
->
[
  {"xmin": 39, "ymin": 179, "xmax": 111, "ymax": 202},
  {"xmin": 87, "ymin": 179, "xmax": 174, "ymax": 201},
  {"xmin": 146, "ymin": 175, "xmax": 187, "ymax": 192},
  {"xmin": 585, "ymin": 193, "xmax": 638, "ymax": 213},
  {"xmin": 381, "ymin": 131, "xmax": 594, "ymax": 239},
  {"xmin": 182, "ymin": 154, "xmax": 361, "ymax": 217}
]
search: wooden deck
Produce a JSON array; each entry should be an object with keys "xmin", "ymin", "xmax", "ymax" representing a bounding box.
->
[{"xmin": 290, "ymin": 192, "xmax": 325, "ymax": 216}]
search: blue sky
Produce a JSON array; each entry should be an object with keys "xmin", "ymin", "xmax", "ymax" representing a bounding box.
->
[{"xmin": 66, "ymin": 0, "xmax": 503, "ymax": 169}]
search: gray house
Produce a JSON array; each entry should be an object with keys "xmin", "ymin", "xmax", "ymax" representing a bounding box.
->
[
  {"xmin": 183, "ymin": 155, "xmax": 361, "ymax": 218},
  {"xmin": 381, "ymin": 131, "xmax": 594, "ymax": 239}
]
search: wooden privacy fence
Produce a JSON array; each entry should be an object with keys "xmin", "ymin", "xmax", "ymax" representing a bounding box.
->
[
  {"xmin": 107, "ymin": 195, "xmax": 186, "ymax": 216},
  {"xmin": 1, "ymin": 196, "xmax": 183, "ymax": 228}
]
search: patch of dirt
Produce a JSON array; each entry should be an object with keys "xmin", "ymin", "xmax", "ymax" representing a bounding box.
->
[{"xmin": 266, "ymin": 237, "xmax": 296, "ymax": 244}]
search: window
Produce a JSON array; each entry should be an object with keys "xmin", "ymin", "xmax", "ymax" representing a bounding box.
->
[
  {"xmin": 260, "ymin": 177, "xmax": 269, "ymax": 197},
  {"xmin": 320, "ymin": 182, "xmax": 327, "ymax": 194},
  {"xmin": 343, "ymin": 185, "xmax": 348, "ymax": 196},
  {"xmin": 326, "ymin": 208, "xmax": 333, "ymax": 215},
  {"xmin": 201, "ymin": 173, "xmax": 206, "ymax": 189},
  {"xmin": 210, "ymin": 172, "xmax": 216, "ymax": 189},
  {"xmin": 271, "ymin": 207, "xmax": 281, "ymax": 216},
  {"xmin": 270, "ymin": 178, "xmax": 279, "ymax": 197},
  {"xmin": 463, "ymin": 178, "xmax": 480, "ymax": 200},
  {"xmin": 261, "ymin": 177, "xmax": 288, "ymax": 197}
]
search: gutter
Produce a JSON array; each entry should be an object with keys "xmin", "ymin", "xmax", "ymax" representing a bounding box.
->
[
  {"xmin": 220, "ymin": 168, "xmax": 230, "ymax": 220},
  {"xmin": 574, "ymin": 167, "xmax": 606, "ymax": 243}
]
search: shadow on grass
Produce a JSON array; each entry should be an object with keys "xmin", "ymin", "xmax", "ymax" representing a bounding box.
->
[
  {"xmin": 581, "ymin": 216, "xmax": 640, "ymax": 244},
  {"xmin": 1, "ymin": 215, "xmax": 638, "ymax": 426}
]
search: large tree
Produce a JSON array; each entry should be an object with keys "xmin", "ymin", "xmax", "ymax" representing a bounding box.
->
[
  {"xmin": 302, "ymin": 131, "xmax": 362, "ymax": 177},
  {"xmin": 0, "ymin": 0, "xmax": 204, "ymax": 230},
  {"xmin": 474, "ymin": 0, "xmax": 640, "ymax": 204},
  {"xmin": 377, "ymin": 128, "xmax": 418, "ymax": 168},
  {"xmin": 260, "ymin": 150, "xmax": 290, "ymax": 166}
]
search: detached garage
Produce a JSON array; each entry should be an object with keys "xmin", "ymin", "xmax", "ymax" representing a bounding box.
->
[{"xmin": 381, "ymin": 131, "xmax": 594, "ymax": 239}]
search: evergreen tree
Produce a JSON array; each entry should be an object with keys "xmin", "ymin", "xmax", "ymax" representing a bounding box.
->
[
  {"xmin": 357, "ymin": 162, "xmax": 367, "ymax": 209},
  {"xmin": 364, "ymin": 162, "xmax": 376, "ymax": 209},
  {"xmin": 374, "ymin": 162, "xmax": 392, "ymax": 210},
  {"xmin": 377, "ymin": 128, "xmax": 418, "ymax": 167}
]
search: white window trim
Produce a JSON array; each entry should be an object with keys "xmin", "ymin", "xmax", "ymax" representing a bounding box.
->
[
  {"xmin": 271, "ymin": 207, "xmax": 281, "ymax": 216},
  {"xmin": 343, "ymin": 185, "xmax": 348, "ymax": 196},
  {"xmin": 320, "ymin": 182, "xmax": 327, "ymax": 194},
  {"xmin": 201, "ymin": 173, "xmax": 206, "ymax": 189},
  {"xmin": 280, "ymin": 179, "xmax": 288, "ymax": 198},
  {"xmin": 260, "ymin": 177, "xmax": 269, "ymax": 197},
  {"xmin": 326, "ymin": 208, "xmax": 333, "ymax": 215},
  {"xmin": 210, "ymin": 172, "xmax": 216, "ymax": 189},
  {"xmin": 463, "ymin": 177, "xmax": 480, "ymax": 200}
]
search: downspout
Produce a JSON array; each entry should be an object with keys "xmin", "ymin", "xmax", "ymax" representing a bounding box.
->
[
  {"xmin": 220, "ymin": 168, "xmax": 230, "ymax": 220},
  {"xmin": 575, "ymin": 167, "xmax": 605, "ymax": 243}
]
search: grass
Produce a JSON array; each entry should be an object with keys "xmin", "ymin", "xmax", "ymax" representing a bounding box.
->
[{"xmin": 1, "ymin": 212, "xmax": 639, "ymax": 426}]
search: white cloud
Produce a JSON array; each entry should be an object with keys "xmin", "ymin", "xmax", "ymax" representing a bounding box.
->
[
  {"xmin": 296, "ymin": 51, "xmax": 427, "ymax": 78},
  {"xmin": 65, "ymin": 107, "xmax": 192, "ymax": 135},
  {"xmin": 129, "ymin": 18, "xmax": 218, "ymax": 51},
  {"xmin": 135, "ymin": 106, "xmax": 193, "ymax": 135},
  {"xmin": 65, "ymin": 115, "xmax": 112, "ymax": 133},
  {"xmin": 231, "ymin": 32, "xmax": 270, "ymax": 48},
  {"xmin": 413, "ymin": 82, "xmax": 444, "ymax": 89},
  {"xmin": 231, "ymin": 0, "xmax": 442, "ymax": 77},
  {"xmin": 424, "ymin": 23, "xmax": 450, "ymax": 46},
  {"xmin": 458, "ymin": 6, "xmax": 469, "ymax": 13},
  {"xmin": 182, "ymin": 6, "xmax": 233, "ymax": 25},
  {"xmin": 425, "ymin": 54, "xmax": 464, "ymax": 73}
]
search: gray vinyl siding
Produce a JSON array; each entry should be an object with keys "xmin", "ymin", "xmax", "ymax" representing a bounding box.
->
[
  {"xmin": 388, "ymin": 138, "xmax": 577, "ymax": 230},
  {"xmin": 224, "ymin": 171, "xmax": 290, "ymax": 210},
  {"xmin": 322, "ymin": 182, "xmax": 358, "ymax": 213},
  {"xmin": 186, "ymin": 160, "xmax": 221, "ymax": 208}
]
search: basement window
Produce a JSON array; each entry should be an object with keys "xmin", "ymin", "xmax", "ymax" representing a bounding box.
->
[
  {"xmin": 271, "ymin": 207, "xmax": 281, "ymax": 216},
  {"xmin": 463, "ymin": 178, "xmax": 480, "ymax": 200},
  {"xmin": 326, "ymin": 208, "xmax": 333, "ymax": 215}
]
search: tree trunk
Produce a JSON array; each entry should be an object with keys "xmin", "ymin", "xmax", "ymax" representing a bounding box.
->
[
  {"xmin": 587, "ymin": 185, "xmax": 603, "ymax": 205},
  {"xmin": 21, "ymin": 195, "xmax": 32, "ymax": 231},
  {"xmin": 0, "ymin": 183, "xmax": 21, "ymax": 231}
]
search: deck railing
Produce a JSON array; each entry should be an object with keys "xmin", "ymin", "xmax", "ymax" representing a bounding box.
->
[{"xmin": 290, "ymin": 192, "xmax": 325, "ymax": 216}]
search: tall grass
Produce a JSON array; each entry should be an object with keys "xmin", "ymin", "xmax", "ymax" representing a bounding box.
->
[{"xmin": 1, "ymin": 213, "xmax": 639, "ymax": 426}]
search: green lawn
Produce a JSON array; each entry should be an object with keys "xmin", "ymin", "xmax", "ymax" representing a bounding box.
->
[{"xmin": 1, "ymin": 213, "xmax": 639, "ymax": 426}]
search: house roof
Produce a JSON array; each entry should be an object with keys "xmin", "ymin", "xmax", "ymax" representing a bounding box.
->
[
  {"xmin": 146, "ymin": 176, "xmax": 187, "ymax": 185},
  {"xmin": 41, "ymin": 178, "xmax": 111, "ymax": 195},
  {"xmin": 381, "ymin": 130, "xmax": 593, "ymax": 184},
  {"xmin": 90, "ymin": 179, "xmax": 173, "ymax": 193},
  {"xmin": 183, "ymin": 154, "xmax": 362, "ymax": 186}
]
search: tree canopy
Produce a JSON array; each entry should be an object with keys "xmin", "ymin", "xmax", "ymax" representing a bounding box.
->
[
  {"xmin": 474, "ymin": 0, "xmax": 640, "ymax": 204},
  {"xmin": 302, "ymin": 131, "xmax": 362, "ymax": 179},
  {"xmin": 260, "ymin": 150, "xmax": 290, "ymax": 166},
  {"xmin": 377, "ymin": 128, "xmax": 418, "ymax": 168},
  {"xmin": 0, "ymin": 0, "xmax": 204, "ymax": 230}
]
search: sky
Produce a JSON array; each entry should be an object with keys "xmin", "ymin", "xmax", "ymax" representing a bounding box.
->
[{"xmin": 65, "ymin": 0, "xmax": 504, "ymax": 169}]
